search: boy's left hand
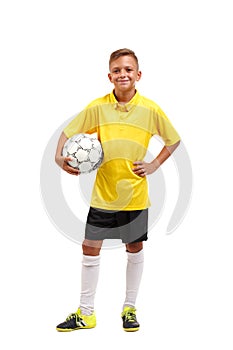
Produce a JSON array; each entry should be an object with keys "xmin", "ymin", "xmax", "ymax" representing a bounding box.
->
[{"xmin": 132, "ymin": 161, "xmax": 157, "ymax": 177}]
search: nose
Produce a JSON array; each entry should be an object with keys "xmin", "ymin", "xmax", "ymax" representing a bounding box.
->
[{"xmin": 119, "ymin": 69, "xmax": 126, "ymax": 77}]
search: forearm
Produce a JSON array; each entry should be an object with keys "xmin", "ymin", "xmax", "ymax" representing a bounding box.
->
[
  {"xmin": 133, "ymin": 140, "xmax": 180, "ymax": 177},
  {"xmin": 151, "ymin": 140, "xmax": 180, "ymax": 170},
  {"xmin": 55, "ymin": 132, "xmax": 80, "ymax": 175},
  {"xmin": 55, "ymin": 132, "xmax": 68, "ymax": 162}
]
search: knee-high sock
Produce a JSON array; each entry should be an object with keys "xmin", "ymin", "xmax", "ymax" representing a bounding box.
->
[
  {"xmin": 123, "ymin": 249, "xmax": 144, "ymax": 309},
  {"xmin": 79, "ymin": 254, "xmax": 100, "ymax": 316}
]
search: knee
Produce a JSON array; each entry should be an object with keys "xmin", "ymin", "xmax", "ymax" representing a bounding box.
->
[
  {"xmin": 126, "ymin": 241, "xmax": 143, "ymax": 253},
  {"xmin": 82, "ymin": 240, "xmax": 102, "ymax": 256}
]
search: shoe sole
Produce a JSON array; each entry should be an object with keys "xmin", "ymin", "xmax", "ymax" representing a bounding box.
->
[
  {"xmin": 56, "ymin": 326, "xmax": 96, "ymax": 332},
  {"xmin": 123, "ymin": 327, "xmax": 140, "ymax": 332}
]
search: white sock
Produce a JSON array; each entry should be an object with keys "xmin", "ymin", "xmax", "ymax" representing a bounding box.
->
[
  {"xmin": 79, "ymin": 254, "xmax": 100, "ymax": 316},
  {"xmin": 123, "ymin": 249, "xmax": 144, "ymax": 309}
]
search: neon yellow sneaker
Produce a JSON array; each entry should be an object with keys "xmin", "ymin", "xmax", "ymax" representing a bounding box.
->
[
  {"xmin": 56, "ymin": 308, "xmax": 96, "ymax": 332},
  {"xmin": 121, "ymin": 306, "xmax": 140, "ymax": 332}
]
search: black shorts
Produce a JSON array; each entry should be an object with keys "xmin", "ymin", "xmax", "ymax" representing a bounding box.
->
[{"xmin": 85, "ymin": 207, "xmax": 148, "ymax": 243}]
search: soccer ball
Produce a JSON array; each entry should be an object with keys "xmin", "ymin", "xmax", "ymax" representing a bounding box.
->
[{"xmin": 62, "ymin": 133, "xmax": 104, "ymax": 174}]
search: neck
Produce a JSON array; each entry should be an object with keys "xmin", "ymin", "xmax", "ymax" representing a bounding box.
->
[{"xmin": 114, "ymin": 89, "xmax": 136, "ymax": 104}]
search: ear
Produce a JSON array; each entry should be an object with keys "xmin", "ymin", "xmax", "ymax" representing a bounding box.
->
[
  {"xmin": 108, "ymin": 73, "xmax": 113, "ymax": 83},
  {"xmin": 136, "ymin": 71, "xmax": 142, "ymax": 81}
]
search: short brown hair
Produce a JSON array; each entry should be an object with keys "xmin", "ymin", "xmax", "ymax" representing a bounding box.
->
[{"xmin": 109, "ymin": 48, "xmax": 139, "ymax": 70}]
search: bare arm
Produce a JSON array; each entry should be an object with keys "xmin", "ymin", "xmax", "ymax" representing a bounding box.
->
[
  {"xmin": 133, "ymin": 140, "xmax": 180, "ymax": 177},
  {"xmin": 55, "ymin": 132, "xmax": 80, "ymax": 176}
]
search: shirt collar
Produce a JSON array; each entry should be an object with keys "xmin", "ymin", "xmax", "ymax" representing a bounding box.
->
[{"xmin": 110, "ymin": 90, "xmax": 140, "ymax": 112}]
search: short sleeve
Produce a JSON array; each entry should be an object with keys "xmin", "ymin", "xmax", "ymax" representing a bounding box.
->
[
  {"xmin": 63, "ymin": 106, "xmax": 98, "ymax": 138},
  {"xmin": 152, "ymin": 106, "xmax": 180, "ymax": 146}
]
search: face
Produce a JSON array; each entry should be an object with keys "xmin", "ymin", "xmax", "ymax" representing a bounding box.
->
[{"xmin": 108, "ymin": 55, "xmax": 142, "ymax": 94}]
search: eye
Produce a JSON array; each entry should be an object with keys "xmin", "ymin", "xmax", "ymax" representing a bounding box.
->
[
  {"xmin": 113, "ymin": 69, "xmax": 120, "ymax": 73},
  {"xmin": 126, "ymin": 68, "xmax": 133, "ymax": 72}
]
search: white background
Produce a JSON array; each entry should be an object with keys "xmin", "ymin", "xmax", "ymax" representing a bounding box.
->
[{"xmin": 1, "ymin": 0, "xmax": 233, "ymax": 349}]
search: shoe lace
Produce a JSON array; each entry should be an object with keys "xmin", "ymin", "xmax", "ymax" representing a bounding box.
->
[
  {"xmin": 66, "ymin": 313, "xmax": 81, "ymax": 323},
  {"xmin": 124, "ymin": 310, "xmax": 137, "ymax": 323}
]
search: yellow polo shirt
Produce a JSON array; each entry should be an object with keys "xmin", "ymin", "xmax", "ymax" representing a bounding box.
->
[{"xmin": 63, "ymin": 91, "xmax": 180, "ymax": 210}]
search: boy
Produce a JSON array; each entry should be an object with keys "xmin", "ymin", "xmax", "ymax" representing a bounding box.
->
[{"xmin": 55, "ymin": 48, "xmax": 180, "ymax": 332}]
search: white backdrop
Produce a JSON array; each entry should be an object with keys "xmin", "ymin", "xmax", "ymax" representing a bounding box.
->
[{"xmin": 1, "ymin": 0, "xmax": 233, "ymax": 349}]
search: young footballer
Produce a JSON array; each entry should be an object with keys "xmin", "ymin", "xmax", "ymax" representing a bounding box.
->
[{"xmin": 55, "ymin": 48, "xmax": 180, "ymax": 332}]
